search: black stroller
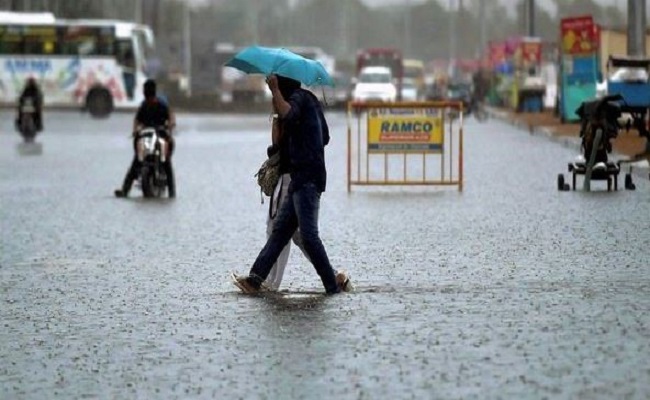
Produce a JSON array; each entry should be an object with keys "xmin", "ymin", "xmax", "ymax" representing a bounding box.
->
[{"xmin": 558, "ymin": 94, "xmax": 635, "ymax": 191}]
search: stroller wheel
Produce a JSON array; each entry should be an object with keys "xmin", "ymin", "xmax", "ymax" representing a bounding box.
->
[
  {"xmin": 557, "ymin": 174, "xmax": 566, "ymax": 191},
  {"xmin": 625, "ymin": 173, "xmax": 636, "ymax": 190}
]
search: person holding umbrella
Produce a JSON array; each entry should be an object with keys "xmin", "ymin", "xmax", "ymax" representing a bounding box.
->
[
  {"xmin": 262, "ymin": 99, "xmax": 352, "ymax": 292},
  {"xmin": 232, "ymin": 73, "xmax": 349, "ymax": 294},
  {"xmin": 262, "ymin": 101, "xmax": 304, "ymax": 290}
]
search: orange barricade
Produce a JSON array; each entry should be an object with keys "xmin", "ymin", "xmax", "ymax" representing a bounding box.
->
[{"xmin": 347, "ymin": 101, "xmax": 464, "ymax": 192}]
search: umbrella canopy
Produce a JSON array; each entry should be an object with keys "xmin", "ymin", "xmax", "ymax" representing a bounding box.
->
[{"xmin": 225, "ymin": 45, "xmax": 334, "ymax": 87}]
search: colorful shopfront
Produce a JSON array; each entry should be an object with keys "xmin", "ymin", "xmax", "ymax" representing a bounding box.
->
[{"xmin": 557, "ymin": 15, "xmax": 600, "ymax": 122}]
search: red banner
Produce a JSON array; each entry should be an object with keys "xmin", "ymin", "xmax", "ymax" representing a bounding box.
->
[
  {"xmin": 488, "ymin": 41, "xmax": 506, "ymax": 68},
  {"xmin": 505, "ymin": 36, "xmax": 522, "ymax": 57},
  {"xmin": 520, "ymin": 40, "xmax": 542, "ymax": 65},
  {"xmin": 561, "ymin": 15, "xmax": 598, "ymax": 54}
]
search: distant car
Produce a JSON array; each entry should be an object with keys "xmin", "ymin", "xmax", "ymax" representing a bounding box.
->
[
  {"xmin": 425, "ymin": 83, "xmax": 446, "ymax": 101},
  {"xmin": 401, "ymin": 78, "xmax": 419, "ymax": 102},
  {"xmin": 352, "ymin": 66, "xmax": 397, "ymax": 103},
  {"xmin": 446, "ymin": 82, "xmax": 472, "ymax": 113}
]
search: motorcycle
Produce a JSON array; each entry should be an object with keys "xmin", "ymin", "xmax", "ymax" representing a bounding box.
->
[
  {"xmin": 470, "ymin": 97, "xmax": 489, "ymax": 122},
  {"xmin": 135, "ymin": 127, "xmax": 172, "ymax": 198},
  {"xmin": 17, "ymin": 97, "xmax": 38, "ymax": 143}
]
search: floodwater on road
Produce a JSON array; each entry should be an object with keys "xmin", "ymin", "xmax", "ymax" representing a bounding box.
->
[{"xmin": 1, "ymin": 109, "xmax": 649, "ymax": 399}]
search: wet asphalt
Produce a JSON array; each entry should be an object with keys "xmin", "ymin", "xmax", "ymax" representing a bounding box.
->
[{"xmin": 1, "ymin": 109, "xmax": 649, "ymax": 399}]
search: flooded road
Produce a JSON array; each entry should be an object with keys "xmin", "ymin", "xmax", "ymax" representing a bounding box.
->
[{"xmin": 1, "ymin": 110, "xmax": 649, "ymax": 399}]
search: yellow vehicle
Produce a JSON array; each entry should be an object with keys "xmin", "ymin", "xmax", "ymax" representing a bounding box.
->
[{"xmin": 402, "ymin": 59, "xmax": 426, "ymax": 100}]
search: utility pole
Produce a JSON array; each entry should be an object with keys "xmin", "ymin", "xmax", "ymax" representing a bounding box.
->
[
  {"xmin": 338, "ymin": 1, "xmax": 349, "ymax": 58},
  {"xmin": 134, "ymin": 0, "xmax": 142, "ymax": 23},
  {"xmin": 479, "ymin": 0, "xmax": 486, "ymax": 59},
  {"xmin": 525, "ymin": 0, "xmax": 535, "ymax": 37},
  {"xmin": 403, "ymin": 0, "xmax": 411, "ymax": 58},
  {"xmin": 151, "ymin": 0, "xmax": 160, "ymax": 37},
  {"xmin": 183, "ymin": 2, "xmax": 192, "ymax": 96},
  {"xmin": 628, "ymin": 0, "xmax": 646, "ymax": 56},
  {"xmin": 448, "ymin": 0, "xmax": 456, "ymax": 78}
]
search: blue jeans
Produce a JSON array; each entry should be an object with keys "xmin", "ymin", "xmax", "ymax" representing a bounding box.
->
[{"xmin": 249, "ymin": 182, "xmax": 339, "ymax": 294}]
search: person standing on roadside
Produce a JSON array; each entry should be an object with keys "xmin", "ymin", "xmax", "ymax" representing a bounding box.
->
[{"xmin": 233, "ymin": 74, "xmax": 349, "ymax": 294}]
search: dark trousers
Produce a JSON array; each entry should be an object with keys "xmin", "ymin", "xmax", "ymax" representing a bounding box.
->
[
  {"xmin": 120, "ymin": 136, "xmax": 176, "ymax": 196},
  {"xmin": 249, "ymin": 182, "xmax": 339, "ymax": 294},
  {"xmin": 120, "ymin": 157, "xmax": 176, "ymax": 197}
]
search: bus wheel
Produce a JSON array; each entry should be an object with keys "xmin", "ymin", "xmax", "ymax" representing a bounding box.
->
[{"xmin": 87, "ymin": 89, "xmax": 113, "ymax": 118}]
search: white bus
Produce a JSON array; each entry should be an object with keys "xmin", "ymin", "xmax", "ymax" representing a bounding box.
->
[{"xmin": 0, "ymin": 11, "xmax": 154, "ymax": 117}]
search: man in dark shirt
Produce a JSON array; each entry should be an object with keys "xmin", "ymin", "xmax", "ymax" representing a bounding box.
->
[
  {"xmin": 16, "ymin": 77, "xmax": 44, "ymax": 132},
  {"xmin": 114, "ymin": 79, "xmax": 176, "ymax": 198},
  {"xmin": 233, "ymin": 74, "xmax": 348, "ymax": 295}
]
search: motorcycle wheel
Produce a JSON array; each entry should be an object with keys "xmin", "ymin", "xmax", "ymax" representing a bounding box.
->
[
  {"xmin": 153, "ymin": 162, "xmax": 166, "ymax": 198},
  {"xmin": 141, "ymin": 166, "xmax": 155, "ymax": 198},
  {"xmin": 473, "ymin": 103, "xmax": 489, "ymax": 122},
  {"xmin": 21, "ymin": 116, "xmax": 36, "ymax": 142}
]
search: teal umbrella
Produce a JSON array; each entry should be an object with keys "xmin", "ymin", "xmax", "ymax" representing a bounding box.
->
[{"xmin": 225, "ymin": 45, "xmax": 334, "ymax": 87}]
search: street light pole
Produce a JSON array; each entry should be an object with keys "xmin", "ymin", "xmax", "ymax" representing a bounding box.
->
[
  {"xmin": 183, "ymin": 2, "xmax": 192, "ymax": 96},
  {"xmin": 339, "ymin": 1, "xmax": 348, "ymax": 58},
  {"xmin": 448, "ymin": 0, "xmax": 456, "ymax": 78},
  {"xmin": 479, "ymin": 0, "xmax": 486, "ymax": 58},
  {"xmin": 628, "ymin": 0, "xmax": 646, "ymax": 56},
  {"xmin": 404, "ymin": 0, "xmax": 411, "ymax": 58},
  {"xmin": 527, "ymin": 0, "xmax": 535, "ymax": 37}
]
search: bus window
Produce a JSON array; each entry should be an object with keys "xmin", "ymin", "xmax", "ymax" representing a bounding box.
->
[
  {"xmin": 61, "ymin": 26, "xmax": 99, "ymax": 56},
  {"xmin": 28, "ymin": 40, "xmax": 53, "ymax": 54},
  {"xmin": 0, "ymin": 40, "xmax": 22, "ymax": 54},
  {"xmin": 97, "ymin": 27, "xmax": 115, "ymax": 56},
  {"xmin": 116, "ymin": 40, "xmax": 136, "ymax": 99},
  {"xmin": 116, "ymin": 40, "xmax": 135, "ymax": 66},
  {"xmin": 23, "ymin": 26, "xmax": 58, "ymax": 55},
  {"xmin": 133, "ymin": 30, "xmax": 150, "ymax": 60},
  {"xmin": 0, "ymin": 26, "xmax": 23, "ymax": 54}
]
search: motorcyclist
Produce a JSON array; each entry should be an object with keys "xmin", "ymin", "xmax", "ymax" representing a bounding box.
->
[
  {"xmin": 15, "ymin": 77, "xmax": 44, "ymax": 132},
  {"xmin": 471, "ymin": 69, "xmax": 489, "ymax": 110},
  {"xmin": 114, "ymin": 79, "xmax": 176, "ymax": 198}
]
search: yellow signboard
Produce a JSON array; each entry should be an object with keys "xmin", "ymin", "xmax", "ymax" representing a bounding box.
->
[{"xmin": 367, "ymin": 108, "xmax": 443, "ymax": 153}]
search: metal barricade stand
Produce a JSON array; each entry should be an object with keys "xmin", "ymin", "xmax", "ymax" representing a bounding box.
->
[{"xmin": 347, "ymin": 101, "xmax": 464, "ymax": 192}]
